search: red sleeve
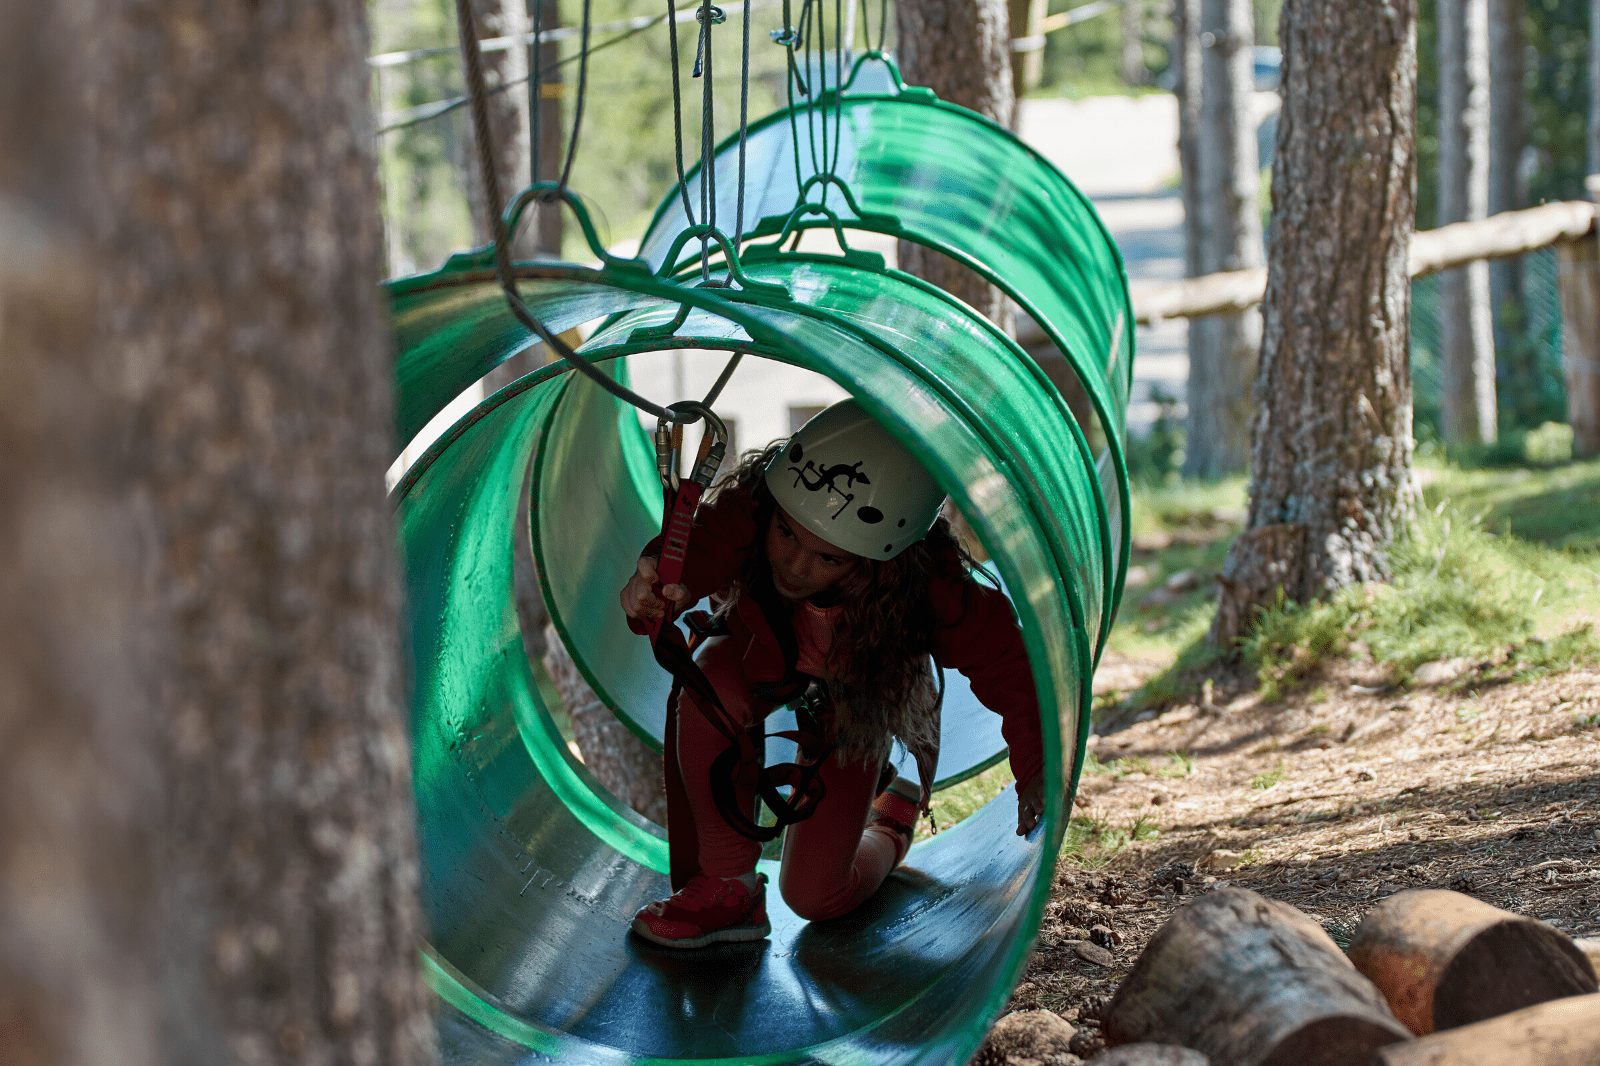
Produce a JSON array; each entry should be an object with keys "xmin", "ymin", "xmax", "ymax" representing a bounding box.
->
[
  {"xmin": 626, "ymin": 480, "xmax": 762, "ymax": 636},
  {"xmin": 930, "ymin": 576, "xmax": 1045, "ymax": 789}
]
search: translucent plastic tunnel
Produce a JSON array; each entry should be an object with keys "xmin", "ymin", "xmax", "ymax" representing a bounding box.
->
[{"xmin": 389, "ymin": 60, "xmax": 1132, "ymax": 1066}]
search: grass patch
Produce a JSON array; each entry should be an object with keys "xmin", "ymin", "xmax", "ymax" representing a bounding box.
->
[
  {"xmin": 1242, "ymin": 504, "xmax": 1600, "ymax": 696},
  {"xmin": 1250, "ymin": 764, "xmax": 1288, "ymax": 790}
]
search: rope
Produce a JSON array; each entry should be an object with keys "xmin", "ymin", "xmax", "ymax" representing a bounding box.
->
[
  {"xmin": 734, "ymin": 0, "xmax": 751, "ymax": 255},
  {"xmin": 451, "ymin": 0, "xmax": 704, "ymax": 427},
  {"xmin": 529, "ymin": 4, "xmax": 545, "ymax": 186},
  {"xmin": 665, "ymin": 0, "xmax": 698, "ymax": 228},
  {"xmin": 558, "ymin": 0, "xmax": 593, "ymax": 196}
]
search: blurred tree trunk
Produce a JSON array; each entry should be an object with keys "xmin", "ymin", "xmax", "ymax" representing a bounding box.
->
[
  {"xmin": 1009, "ymin": 0, "xmax": 1048, "ymax": 102},
  {"xmin": 528, "ymin": 0, "xmax": 565, "ymax": 256},
  {"xmin": 895, "ymin": 0, "xmax": 1016, "ymax": 333},
  {"xmin": 1590, "ymin": 0, "xmax": 1599, "ymax": 180},
  {"xmin": 1437, "ymin": 0, "xmax": 1497, "ymax": 444},
  {"xmin": 1211, "ymin": 0, "xmax": 1417, "ymax": 646},
  {"xmin": 1122, "ymin": 0, "xmax": 1149, "ymax": 85},
  {"xmin": 1184, "ymin": 0, "xmax": 1264, "ymax": 478},
  {"xmin": 1487, "ymin": 0, "xmax": 1525, "ymax": 355},
  {"xmin": 0, "ymin": 3, "xmax": 162, "ymax": 1062},
  {"xmin": 463, "ymin": 0, "xmax": 539, "ymax": 258},
  {"xmin": 1174, "ymin": 0, "xmax": 1205, "ymax": 457},
  {"xmin": 6, "ymin": 1, "xmax": 440, "ymax": 1063}
]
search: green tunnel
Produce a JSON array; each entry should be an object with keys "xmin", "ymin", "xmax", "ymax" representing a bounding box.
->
[{"xmin": 391, "ymin": 59, "xmax": 1132, "ymax": 1066}]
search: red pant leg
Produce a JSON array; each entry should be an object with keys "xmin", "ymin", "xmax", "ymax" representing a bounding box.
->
[
  {"xmin": 674, "ymin": 635, "xmax": 767, "ymax": 879},
  {"xmin": 777, "ymin": 753, "xmax": 903, "ymax": 921}
]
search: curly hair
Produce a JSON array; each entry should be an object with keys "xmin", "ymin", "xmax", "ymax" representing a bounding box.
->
[{"xmin": 707, "ymin": 443, "xmax": 982, "ymax": 765}]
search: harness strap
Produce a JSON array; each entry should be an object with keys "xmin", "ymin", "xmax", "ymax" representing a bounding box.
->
[{"xmin": 645, "ymin": 419, "xmax": 832, "ymax": 843}]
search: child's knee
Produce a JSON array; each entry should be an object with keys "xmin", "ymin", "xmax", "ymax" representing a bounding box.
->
[{"xmin": 777, "ymin": 877, "xmax": 854, "ymax": 922}]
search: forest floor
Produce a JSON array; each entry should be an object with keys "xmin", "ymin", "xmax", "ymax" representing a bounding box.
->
[
  {"xmin": 991, "ymin": 460, "xmax": 1600, "ymax": 1050},
  {"xmin": 1006, "ymin": 651, "xmax": 1600, "ymax": 1039}
]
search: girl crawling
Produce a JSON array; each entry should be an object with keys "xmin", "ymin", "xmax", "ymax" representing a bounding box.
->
[{"xmin": 620, "ymin": 399, "xmax": 1045, "ymax": 948}]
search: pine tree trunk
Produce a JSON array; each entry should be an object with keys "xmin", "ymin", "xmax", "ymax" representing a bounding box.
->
[
  {"xmin": 895, "ymin": 0, "xmax": 1016, "ymax": 331},
  {"xmin": 0, "ymin": 5, "xmax": 165, "ymax": 1062},
  {"xmin": 1210, "ymin": 0, "xmax": 1417, "ymax": 647},
  {"xmin": 1487, "ymin": 0, "xmax": 1525, "ymax": 355},
  {"xmin": 89, "ymin": 1, "xmax": 437, "ymax": 1062},
  {"xmin": 1437, "ymin": 0, "xmax": 1497, "ymax": 444},
  {"xmin": 1183, "ymin": 0, "xmax": 1264, "ymax": 478},
  {"xmin": 1175, "ymin": 0, "xmax": 1208, "ymax": 456}
]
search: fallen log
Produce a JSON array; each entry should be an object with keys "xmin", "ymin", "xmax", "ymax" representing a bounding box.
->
[
  {"xmin": 1087, "ymin": 1044, "xmax": 1209, "ymax": 1065},
  {"xmin": 1346, "ymin": 889, "xmax": 1598, "ymax": 1036},
  {"xmin": 1577, "ymin": 938, "xmax": 1600, "ymax": 981},
  {"xmin": 1102, "ymin": 888, "xmax": 1409, "ymax": 1066},
  {"xmin": 1372, "ymin": 991, "xmax": 1600, "ymax": 1066}
]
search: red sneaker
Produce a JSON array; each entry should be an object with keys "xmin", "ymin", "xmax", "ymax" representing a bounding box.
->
[
  {"xmin": 631, "ymin": 872, "xmax": 771, "ymax": 949},
  {"xmin": 868, "ymin": 777, "xmax": 920, "ymax": 865}
]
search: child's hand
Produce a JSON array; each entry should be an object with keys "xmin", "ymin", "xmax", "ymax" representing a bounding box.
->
[
  {"xmin": 1015, "ymin": 771, "xmax": 1045, "ymax": 836},
  {"xmin": 620, "ymin": 556, "xmax": 692, "ymax": 622}
]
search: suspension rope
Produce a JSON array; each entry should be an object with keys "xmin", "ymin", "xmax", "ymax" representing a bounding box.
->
[
  {"xmin": 665, "ymin": 0, "xmax": 699, "ymax": 229},
  {"xmin": 734, "ymin": 0, "xmax": 752, "ymax": 255},
  {"xmin": 451, "ymin": 0, "xmax": 708, "ymax": 428},
  {"xmin": 558, "ymin": 0, "xmax": 593, "ymax": 196},
  {"xmin": 528, "ymin": 0, "xmax": 543, "ymax": 191}
]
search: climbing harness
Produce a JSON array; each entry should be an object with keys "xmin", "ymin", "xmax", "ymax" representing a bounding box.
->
[{"xmin": 643, "ymin": 402, "xmax": 837, "ymax": 844}]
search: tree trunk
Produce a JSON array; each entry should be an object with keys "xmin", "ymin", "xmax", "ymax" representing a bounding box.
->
[
  {"xmin": 463, "ymin": 0, "xmax": 539, "ymax": 258},
  {"xmin": 1174, "ymin": 0, "xmax": 1205, "ymax": 281},
  {"xmin": 1103, "ymin": 889, "xmax": 1410, "ymax": 1066},
  {"xmin": 529, "ymin": 0, "xmax": 565, "ymax": 256},
  {"xmin": 1559, "ymin": 231, "xmax": 1600, "ymax": 458},
  {"xmin": 1009, "ymin": 0, "xmax": 1049, "ymax": 99},
  {"xmin": 1209, "ymin": 0, "xmax": 1417, "ymax": 646},
  {"xmin": 1122, "ymin": 0, "xmax": 1148, "ymax": 86},
  {"xmin": 543, "ymin": 626, "xmax": 670, "ymax": 824},
  {"xmin": 1347, "ymin": 890, "xmax": 1597, "ymax": 1036},
  {"xmin": 1437, "ymin": 0, "xmax": 1497, "ymax": 444},
  {"xmin": 1590, "ymin": 0, "xmax": 1599, "ymax": 180},
  {"xmin": 1373, "ymin": 994, "xmax": 1600, "ymax": 1066},
  {"xmin": 1184, "ymin": 0, "xmax": 1264, "ymax": 478},
  {"xmin": 1174, "ymin": 0, "xmax": 1208, "ymax": 463},
  {"xmin": 89, "ymin": 1, "xmax": 437, "ymax": 1062},
  {"xmin": 0, "ymin": 5, "xmax": 164, "ymax": 1063},
  {"xmin": 1487, "ymin": 0, "xmax": 1525, "ymax": 355},
  {"xmin": 895, "ymin": 0, "xmax": 1016, "ymax": 331}
]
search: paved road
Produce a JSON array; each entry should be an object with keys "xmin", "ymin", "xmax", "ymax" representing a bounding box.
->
[{"xmin": 1018, "ymin": 94, "xmax": 1188, "ymax": 435}]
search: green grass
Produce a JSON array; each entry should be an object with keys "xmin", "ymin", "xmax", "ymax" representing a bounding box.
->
[
  {"xmin": 1112, "ymin": 458, "xmax": 1600, "ymax": 708},
  {"xmin": 1250, "ymin": 764, "xmax": 1287, "ymax": 790}
]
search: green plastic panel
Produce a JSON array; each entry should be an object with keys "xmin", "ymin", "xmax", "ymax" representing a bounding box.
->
[
  {"xmin": 391, "ymin": 241, "xmax": 1118, "ymax": 1062},
  {"xmin": 635, "ymin": 66, "xmax": 1132, "ymax": 610}
]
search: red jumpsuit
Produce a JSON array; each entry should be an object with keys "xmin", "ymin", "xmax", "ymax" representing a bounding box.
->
[{"xmin": 630, "ymin": 481, "xmax": 1043, "ymax": 920}]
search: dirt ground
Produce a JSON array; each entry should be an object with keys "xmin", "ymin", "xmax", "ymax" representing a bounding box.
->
[{"xmin": 1003, "ymin": 654, "xmax": 1600, "ymax": 1046}]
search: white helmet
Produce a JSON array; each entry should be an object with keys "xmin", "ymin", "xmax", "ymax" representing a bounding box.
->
[{"xmin": 764, "ymin": 399, "xmax": 946, "ymax": 560}]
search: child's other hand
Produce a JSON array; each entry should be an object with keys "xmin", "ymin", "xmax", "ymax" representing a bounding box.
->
[
  {"xmin": 1015, "ymin": 772, "xmax": 1045, "ymax": 836},
  {"xmin": 620, "ymin": 556, "xmax": 691, "ymax": 622}
]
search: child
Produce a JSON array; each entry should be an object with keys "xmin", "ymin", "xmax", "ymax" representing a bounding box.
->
[{"xmin": 620, "ymin": 399, "xmax": 1045, "ymax": 949}]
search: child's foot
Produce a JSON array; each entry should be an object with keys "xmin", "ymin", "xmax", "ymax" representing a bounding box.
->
[
  {"xmin": 631, "ymin": 872, "xmax": 771, "ymax": 949},
  {"xmin": 867, "ymin": 776, "xmax": 920, "ymax": 866}
]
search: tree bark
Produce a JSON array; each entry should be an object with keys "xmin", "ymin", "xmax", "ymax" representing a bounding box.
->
[
  {"xmin": 528, "ymin": 0, "xmax": 565, "ymax": 256},
  {"xmin": 1372, "ymin": 993, "xmax": 1600, "ymax": 1066},
  {"xmin": 895, "ymin": 0, "xmax": 1016, "ymax": 331},
  {"xmin": 1487, "ymin": 0, "xmax": 1525, "ymax": 353},
  {"xmin": 1209, "ymin": 0, "xmax": 1417, "ymax": 646},
  {"xmin": 1184, "ymin": 0, "xmax": 1263, "ymax": 478},
  {"xmin": 543, "ymin": 626, "xmax": 669, "ymax": 824},
  {"xmin": 1437, "ymin": 0, "xmax": 1497, "ymax": 444},
  {"xmin": 1590, "ymin": 0, "xmax": 1599, "ymax": 180},
  {"xmin": 1103, "ymin": 889, "xmax": 1410, "ymax": 1066},
  {"xmin": 89, "ymin": 1, "xmax": 437, "ymax": 1062},
  {"xmin": 1559, "ymin": 232, "xmax": 1600, "ymax": 458},
  {"xmin": 1347, "ymin": 890, "xmax": 1597, "ymax": 1036},
  {"xmin": 0, "ymin": 4, "xmax": 164, "ymax": 1063},
  {"xmin": 1009, "ymin": 0, "xmax": 1049, "ymax": 98},
  {"xmin": 1174, "ymin": 0, "xmax": 1205, "ymax": 282}
]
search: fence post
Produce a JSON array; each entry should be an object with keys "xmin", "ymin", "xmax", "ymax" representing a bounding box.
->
[{"xmin": 1560, "ymin": 175, "xmax": 1600, "ymax": 458}]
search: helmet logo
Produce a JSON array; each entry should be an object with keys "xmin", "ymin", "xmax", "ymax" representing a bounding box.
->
[{"xmin": 788, "ymin": 459, "xmax": 871, "ymax": 519}]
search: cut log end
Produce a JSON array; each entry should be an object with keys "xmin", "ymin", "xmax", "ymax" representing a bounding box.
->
[{"xmin": 1373, "ymin": 992, "xmax": 1600, "ymax": 1066}]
